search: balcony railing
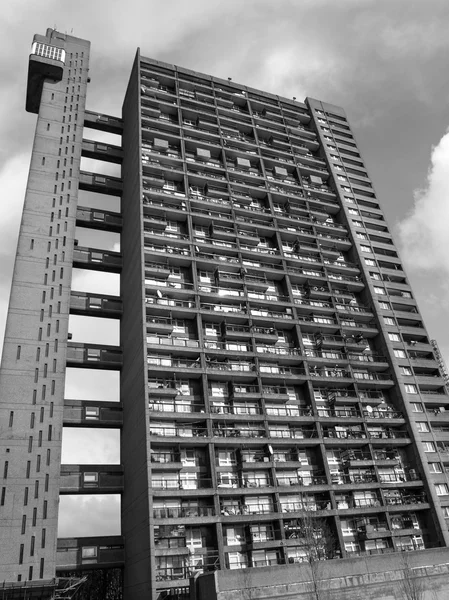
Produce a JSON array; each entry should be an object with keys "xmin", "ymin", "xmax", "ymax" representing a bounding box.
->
[
  {"xmin": 147, "ymin": 357, "xmax": 201, "ymax": 369},
  {"xmin": 149, "ymin": 425, "xmax": 207, "ymax": 438},
  {"xmin": 152, "ymin": 478, "xmax": 212, "ymax": 490},
  {"xmin": 153, "ymin": 506, "xmax": 215, "ymax": 518}
]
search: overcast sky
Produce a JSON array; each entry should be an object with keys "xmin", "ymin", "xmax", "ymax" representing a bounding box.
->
[{"xmin": 2, "ymin": 0, "xmax": 449, "ymax": 537}]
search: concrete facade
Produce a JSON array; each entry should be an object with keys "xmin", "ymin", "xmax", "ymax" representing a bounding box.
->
[
  {"xmin": 0, "ymin": 29, "xmax": 90, "ymax": 583},
  {"xmin": 194, "ymin": 547, "xmax": 449, "ymax": 599}
]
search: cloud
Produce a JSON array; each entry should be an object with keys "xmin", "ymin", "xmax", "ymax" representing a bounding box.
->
[
  {"xmin": 0, "ymin": 152, "xmax": 32, "ymax": 359},
  {"xmin": 396, "ymin": 129, "xmax": 449, "ymax": 275},
  {"xmin": 65, "ymin": 367, "xmax": 120, "ymax": 401},
  {"xmin": 61, "ymin": 428, "xmax": 120, "ymax": 464},
  {"xmin": 58, "ymin": 494, "xmax": 121, "ymax": 537}
]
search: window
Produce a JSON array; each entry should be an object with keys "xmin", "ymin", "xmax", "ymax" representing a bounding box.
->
[
  {"xmin": 411, "ymin": 402, "xmax": 423, "ymax": 413},
  {"xmin": 435, "ymin": 483, "xmax": 449, "ymax": 496},
  {"xmin": 81, "ymin": 546, "xmax": 97, "ymax": 559},
  {"xmin": 423, "ymin": 441, "xmax": 436, "ymax": 452},
  {"xmin": 365, "ymin": 258, "xmax": 376, "ymax": 266},
  {"xmin": 360, "ymin": 245, "xmax": 372, "ymax": 253},
  {"xmin": 394, "ymin": 350, "xmax": 406, "ymax": 359},
  {"xmin": 379, "ymin": 301, "xmax": 390, "ymax": 310},
  {"xmin": 31, "ymin": 42, "xmax": 65, "ymax": 63},
  {"xmin": 370, "ymin": 272, "xmax": 381, "ymax": 280},
  {"xmin": 388, "ymin": 333, "xmax": 400, "ymax": 342},
  {"xmin": 400, "ymin": 366, "xmax": 412, "ymax": 376},
  {"xmin": 416, "ymin": 422, "xmax": 430, "ymax": 433},
  {"xmin": 384, "ymin": 317, "xmax": 395, "ymax": 326},
  {"xmin": 373, "ymin": 286, "xmax": 385, "ymax": 295},
  {"xmin": 428, "ymin": 462, "xmax": 442, "ymax": 473},
  {"xmin": 405, "ymin": 384, "xmax": 418, "ymax": 394}
]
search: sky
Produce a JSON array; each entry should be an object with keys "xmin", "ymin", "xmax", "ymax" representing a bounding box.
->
[{"xmin": 2, "ymin": 0, "xmax": 449, "ymax": 536}]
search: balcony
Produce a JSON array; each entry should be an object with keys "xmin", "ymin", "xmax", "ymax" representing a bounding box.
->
[
  {"xmin": 149, "ymin": 400, "xmax": 205, "ymax": 414},
  {"xmin": 221, "ymin": 502, "xmax": 275, "ymax": 516},
  {"xmin": 76, "ymin": 206, "xmax": 122, "ymax": 232},
  {"xmin": 340, "ymin": 449, "xmax": 373, "ymax": 467},
  {"xmin": 152, "ymin": 477, "xmax": 212, "ymax": 490},
  {"xmin": 60, "ymin": 464, "xmax": 124, "ymax": 494},
  {"xmin": 149, "ymin": 423, "xmax": 207, "ymax": 438},
  {"xmin": 153, "ymin": 506, "xmax": 215, "ymax": 519},
  {"xmin": 147, "ymin": 357, "xmax": 201, "ymax": 371},
  {"xmin": 70, "ymin": 291, "xmax": 122, "ymax": 318},
  {"xmin": 72, "ymin": 247, "xmax": 122, "ymax": 273},
  {"xmin": 148, "ymin": 379, "xmax": 179, "ymax": 397},
  {"xmin": 66, "ymin": 343, "xmax": 122, "ymax": 370},
  {"xmin": 214, "ymin": 425, "xmax": 265, "ymax": 439},
  {"xmin": 357, "ymin": 523, "xmax": 391, "ymax": 540},
  {"xmin": 230, "ymin": 383, "xmax": 261, "ymax": 401},
  {"xmin": 269, "ymin": 427, "xmax": 317, "ymax": 439},
  {"xmin": 63, "ymin": 400, "xmax": 123, "ymax": 428},
  {"xmin": 262, "ymin": 386, "xmax": 290, "ymax": 402}
]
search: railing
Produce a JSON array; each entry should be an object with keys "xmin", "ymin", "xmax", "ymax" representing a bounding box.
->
[
  {"xmin": 269, "ymin": 428, "xmax": 317, "ymax": 439},
  {"xmin": 378, "ymin": 472, "xmax": 420, "ymax": 483},
  {"xmin": 151, "ymin": 452, "xmax": 180, "ymax": 463},
  {"xmin": 336, "ymin": 304, "xmax": 373, "ymax": 314},
  {"xmin": 256, "ymin": 346, "xmax": 301, "ymax": 356},
  {"xmin": 363, "ymin": 410, "xmax": 403, "ymax": 419},
  {"xmin": 220, "ymin": 503, "xmax": 274, "ymax": 516},
  {"xmin": 385, "ymin": 495, "xmax": 427, "ymax": 506},
  {"xmin": 260, "ymin": 365, "xmax": 306, "ymax": 376},
  {"xmin": 320, "ymin": 408, "xmax": 359, "ymax": 418},
  {"xmin": 341, "ymin": 450, "xmax": 372, "ymax": 462},
  {"xmin": 353, "ymin": 372, "xmax": 393, "ymax": 382},
  {"xmin": 146, "ymin": 297, "xmax": 195, "ymax": 309},
  {"xmin": 249, "ymin": 308, "xmax": 294, "ymax": 320},
  {"xmin": 347, "ymin": 353, "xmax": 387, "ymax": 363},
  {"xmin": 201, "ymin": 302, "xmax": 246, "ymax": 314},
  {"xmin": 147, "ymin": 357, "xmax": 201, "ymax": 368},
  {"xmin": 211, "ymin": 404, "xmax": 262, "ymax": 415},
  {"xmin": 153, "ymin": 506, "xmax": 215, "ymax": 518},
  {"xmin": 213, "ymin": 427, "xmax": 265, "ymax": 438},
  {"xmin": 144, "ymin": 242, "xmax": 191, "ymax": 256},
  {"xmin": 262, "ymin": 386, "xmax": 288, "ymax": 395},
  {"xmin": 207, "ymin": 361, "xmax": 255, "ymax": 372},
  {"xmin": 367, "ymin": 429, "xmax": 409, "ymax": 439},
  {"xmin": 152, "ymin": 478, "xmax": 212, "ymax": 490},
  {"xmin": 147, "ymin": 336, "xmax": 200, "ymax": 348},
  {"xmin": 276, "ymin": 474, "xmax": 327, "ymax": 486},
  {"xmin": 323, "ymin": 429, "xmax": 366, "ymax": 439},
  {"xmin": 145, "ymin": 280, "xmax": 195, "ymax": 291},
  {"xmin": 149, "ymin": 401, "xmax": 205, "ymax": 413},
  {"xmin": 144, "ymin": 229, "xmax": 189, "ymax": 241},
  {"xmin": 266, "ymin": 406, "xmax": 312, "ymax": 417},
  {"xmin": 310, "ymin": 369, "xmax": 352, "ymax": 379},
  {"xmin": 373, "ymin": 450, "xmax": 400, "ymax": 461},
  {"xmin": 149, "ymin": 425, "xmax": 207, "ymax": 437},
  {"xmin": 280, "ymin": 500, "xmax": 331, "ymax": 512}
]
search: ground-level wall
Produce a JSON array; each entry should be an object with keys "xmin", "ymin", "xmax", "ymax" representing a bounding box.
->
[{"xmin": 193, "ymin": 548, "xmax": 449, "ymax": 600}]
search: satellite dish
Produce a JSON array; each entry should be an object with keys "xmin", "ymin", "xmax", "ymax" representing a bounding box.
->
[{"xmin": 366, "ymin": 405, "xmax": 373, "ymax": 413}]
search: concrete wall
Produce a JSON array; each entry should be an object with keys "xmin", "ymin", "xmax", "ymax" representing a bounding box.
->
[
  {"xmin": 120, "ymin": 51, "xmax": 153, "ymax": 599},
  {"xmin": 0, "ymin": 30, "xmax": 90, "ymax": 582},
  {"xmin": 194, "ymin": 548, "xmax": 449, "ymax": 600}
]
